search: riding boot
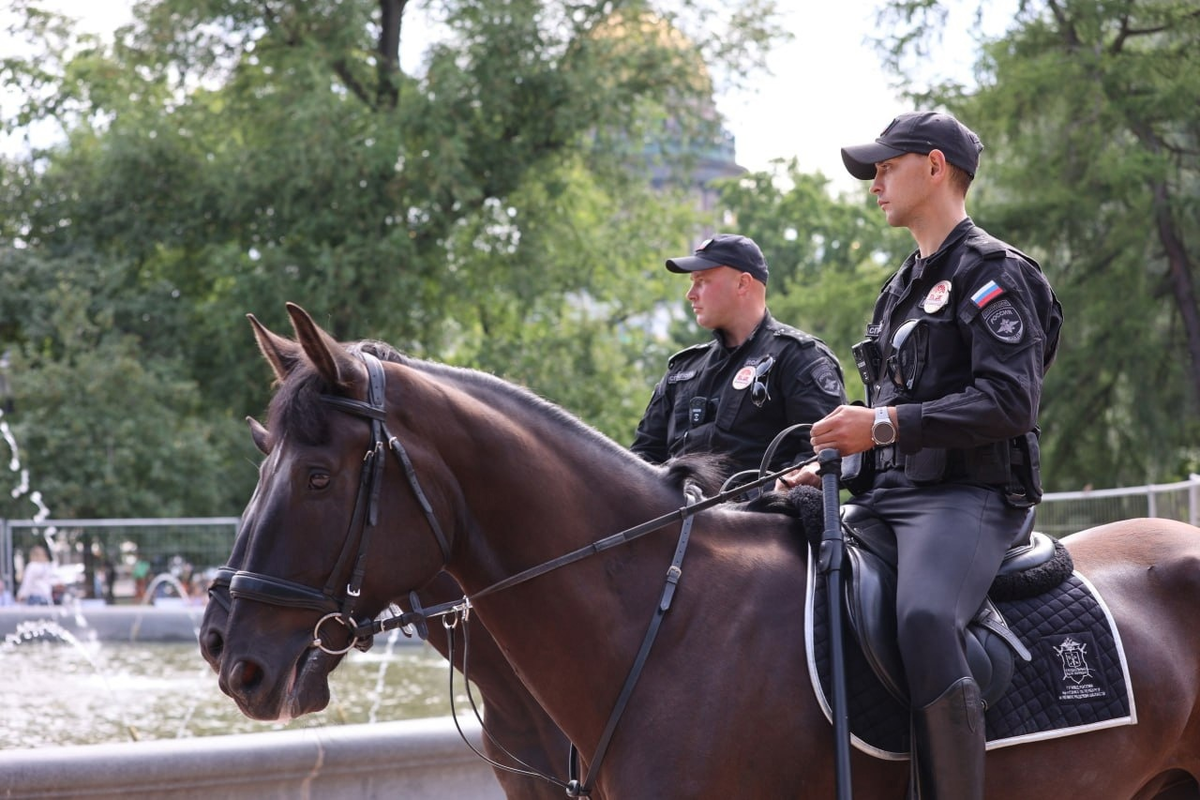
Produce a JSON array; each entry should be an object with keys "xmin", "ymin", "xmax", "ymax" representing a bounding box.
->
[{"xmin": 905, "ymin": 677, "xmax": 985, "ymax": 800}]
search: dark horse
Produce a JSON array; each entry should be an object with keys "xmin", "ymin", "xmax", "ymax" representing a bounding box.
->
[
  {"xmin": 215, "ymin": 304, "xmax": 1200, "ymax": 798},
  {"xmin": 198, "ymin": 342, "xmax": 570, "ymax": 800}
]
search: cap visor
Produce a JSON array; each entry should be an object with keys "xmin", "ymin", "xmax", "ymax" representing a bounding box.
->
[
  {"xmin": 840, "ymin": 143, "xmax": 907, "ymax": 180},
  {"xmin": 665, "ymin": 254, "xmax": 723, "ymax": 273}
]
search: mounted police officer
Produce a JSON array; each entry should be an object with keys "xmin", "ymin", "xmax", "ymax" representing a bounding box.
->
[
  {"xmin": 631, "ymin": 233, "xmax": 845, "ymax": 478},
  {"xmin": 779, "ymin": 112, "xmax": 1063, "ymax": 798}
]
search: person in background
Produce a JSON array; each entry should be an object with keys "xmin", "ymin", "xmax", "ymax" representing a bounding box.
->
[
  {"xmin": 779, "ymin": 111, "xmax": 1062, "ymax": 798},
  {"xmin": 631, "ymin": 233, "xmax": 845, "ymax": 482},
  {"xmin": 16, "ymin": 544, "xmax": 56, "ymax": 605}
]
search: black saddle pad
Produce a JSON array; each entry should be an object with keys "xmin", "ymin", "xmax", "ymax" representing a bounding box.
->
[{"xmin": 805, "ymin": 554, "xmax": 1136, "ymax": 759}]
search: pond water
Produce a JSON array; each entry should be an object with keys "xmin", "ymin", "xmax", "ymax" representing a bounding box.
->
[{"xmin": 0, "ymin": 625, "xmax": 470, "ymax": 749}]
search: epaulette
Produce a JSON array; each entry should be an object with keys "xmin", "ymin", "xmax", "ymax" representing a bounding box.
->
[
  {"xmin": 770, "ymin": 325, "xmax": 817, "ymax": 348},
  {"xmin": 964, "ymin": 232, "xmax": 1008, "ymax": 259},
  {"xmin": 666, "ymin": 340, "xmax": 714, "ymax": 367},
  {"xmin": 966, "ymin": 231, "xmax": 1043, "ymax": 272}
]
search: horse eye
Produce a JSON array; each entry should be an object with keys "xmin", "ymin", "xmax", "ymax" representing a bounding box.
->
[{"xmin": 308, "ymin": 472, "xmax": 330, "ymax": 491}]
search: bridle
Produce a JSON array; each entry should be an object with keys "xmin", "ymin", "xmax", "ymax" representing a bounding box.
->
[
  {"xmin": 228, "ymin": 352, "xmax": 451, "ymax": 655},
  {"xmin": 223, "ymin": 348, "xmax": 815, "ymax": 795}
]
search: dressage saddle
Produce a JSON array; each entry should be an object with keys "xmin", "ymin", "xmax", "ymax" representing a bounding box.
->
[{"xmin": 835, "ymin": 504, "xmax": 1073, "ymax": 710}]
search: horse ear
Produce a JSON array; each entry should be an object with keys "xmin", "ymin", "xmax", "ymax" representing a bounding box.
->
[
  {"xmin": 284, "ymin": 302, "xmax": 364, "ymax": 390},
  {"xmin": 247, "ymin": 416, "xmax": 270, "ymax": 455},
  {"xmin": 248, "ymin": 313, "xmax": 304, "ymax": 384}
]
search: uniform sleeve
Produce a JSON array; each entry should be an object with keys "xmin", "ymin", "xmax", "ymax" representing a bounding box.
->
[
  {"xmin": 896, "ymin": 257, "xmax": 1051, "ymax": 453},
  {"xmin": 775, "ymin": 347, "xmax": 846, "ymax": 462},
  {"xmin": 630, "ymin": 375, "xmax": 671, "ymax": 464},
  {"xmin": 786, "ymin": 350, "xmax": 846, "ymax": 423}
]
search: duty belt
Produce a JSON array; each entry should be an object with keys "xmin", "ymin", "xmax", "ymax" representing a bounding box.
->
[{"xmin": 873, "ymin": 445, "xmax": 902, "ymax": 471}]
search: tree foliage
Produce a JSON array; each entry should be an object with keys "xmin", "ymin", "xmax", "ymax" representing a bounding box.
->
[
  {"xmin": 0, "ymin": 0, "xmax": 787, "ymax": 518},
  {"xmin": 875, "ymin": 0, "xmax": 1200, "ymax": 489}
]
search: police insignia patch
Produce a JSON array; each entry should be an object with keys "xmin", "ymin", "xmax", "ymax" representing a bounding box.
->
[
  {"xmin": 812, "ymin": 361, "xmax": 843, "ymax": 397},
  {"xmin": 983, "ymin": 299, "xmax": 1024, "ymax": 344}
]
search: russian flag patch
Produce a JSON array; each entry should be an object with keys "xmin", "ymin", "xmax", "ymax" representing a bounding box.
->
[{"xmin": 971, "ymin": 279, "xmax": 1005, "ymax": 308}]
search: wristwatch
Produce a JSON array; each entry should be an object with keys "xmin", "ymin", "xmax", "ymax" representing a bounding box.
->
[{"xmin": 871, "ymin": 406, "xmax": 897, "ymax": 446}]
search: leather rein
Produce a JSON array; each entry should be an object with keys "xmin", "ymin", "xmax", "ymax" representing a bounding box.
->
[{"xmin": 221, "ymin": 351, "xmax": 813, "ymax": 795}]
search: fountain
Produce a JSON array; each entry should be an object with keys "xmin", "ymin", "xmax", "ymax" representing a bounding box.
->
[{"xmin": 0, "ymin": 370, "xmax": 504, "ymax": 798}]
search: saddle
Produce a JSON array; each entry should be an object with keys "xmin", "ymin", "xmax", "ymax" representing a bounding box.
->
[{"xmin": 835, "ymin": 504, "xmax": 1074, "ymax": 710}]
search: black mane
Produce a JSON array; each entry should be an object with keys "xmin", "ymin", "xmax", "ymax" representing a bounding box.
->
[{"xmin": 266, "ymin": 339, "xmax": 662, "ymax": 485}]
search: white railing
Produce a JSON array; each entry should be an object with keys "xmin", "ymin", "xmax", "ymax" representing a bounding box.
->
[{"xmin": 1038, "ymin": 474, "xmax": 1200, "ymax": 538}]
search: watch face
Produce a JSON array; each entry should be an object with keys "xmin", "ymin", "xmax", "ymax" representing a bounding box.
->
[{"xmin": 872, "ymin": 419, "xmax": 896, "ymax": 446}]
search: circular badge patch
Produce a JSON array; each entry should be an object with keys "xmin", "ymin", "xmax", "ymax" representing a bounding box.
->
[
  {"xmin": 983, "ymin": 299, "xmax": 1025, "ymax": 344},
  {"xmin": 732, "ymin": 366, "xmax": 755, "ymax": 390},
  {"xmin": 923, "ymin": 280, "xmax": 953, "ymax": 313}
]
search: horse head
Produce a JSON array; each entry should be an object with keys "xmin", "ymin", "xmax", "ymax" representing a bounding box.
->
[{"xmin": 216, "ymin": 303, "xmax": 454, "ymax": 721}]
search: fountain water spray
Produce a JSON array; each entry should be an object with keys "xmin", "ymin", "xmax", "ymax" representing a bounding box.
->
[{"xmin": 2, "ymin": 619, "xmax": 141, "ymax": 742}]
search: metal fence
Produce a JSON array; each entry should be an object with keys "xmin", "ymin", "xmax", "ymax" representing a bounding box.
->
[
  {"xmin": 1035, "ymin": 475, "xmax": 1200, "ymax": 538},
  {"xmin": 3, "ymin": 474, "xmax": 1200, "ymax": 604},
  {"xmin": 1, "ymin": 516, "xmax": 239, "ymax": 605}
]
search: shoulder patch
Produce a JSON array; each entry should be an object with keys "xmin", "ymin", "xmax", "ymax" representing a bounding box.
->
[
  {"xmin": 810, "ymin": 358, "xmax": 844, "ymax": 398},
  {"xmin": 981, "ymin": 299, "xmax": 1025, "ymax": 344},
  {"xmin": 970, "ymin": 279, "xmax": 1005, "ymax": 309}
]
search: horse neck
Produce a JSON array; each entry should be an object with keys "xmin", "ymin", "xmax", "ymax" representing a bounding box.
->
[
  {"xmin": 422, "ymin": 371, "xmax": 677, "ymax": 592},
  {"xmin": 416, "ymin": 375, "xmax": 693, "ymax": 741}
]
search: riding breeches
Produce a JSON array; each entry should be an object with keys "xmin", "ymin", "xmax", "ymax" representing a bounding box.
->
[{"xmin": 846, "ymin": 477, "xmax": 1028, "ymax": 707}]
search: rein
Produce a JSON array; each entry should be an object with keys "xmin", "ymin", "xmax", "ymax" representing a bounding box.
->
[{"xmin": 355, "ymin": 454, "xmax": 812, "ymax": 643}]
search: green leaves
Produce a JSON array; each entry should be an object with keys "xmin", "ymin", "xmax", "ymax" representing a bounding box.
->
[
  {"xmin": 0, "ymin": 0, "xmax": 788, "ymax": 516},
  {"xmin": 877, "ymin": 0, "xmax": 1200, "ymax": 489}
]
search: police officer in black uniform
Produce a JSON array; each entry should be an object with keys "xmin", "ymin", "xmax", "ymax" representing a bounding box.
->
[
  {"xmin": 631, "ymin": 233, "xmax": 845, "ymax": 478},
  {"xmin": 780, "ymin": 112, "xmax": 1062, "ymax": 799}
]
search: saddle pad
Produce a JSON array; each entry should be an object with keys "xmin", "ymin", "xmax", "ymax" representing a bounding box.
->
[{"xmin": 805, "ymin": 556, "xmax": 1137, "ymax": 759}]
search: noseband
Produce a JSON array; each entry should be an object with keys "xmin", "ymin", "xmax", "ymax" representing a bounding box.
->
[{"xmin": 228, "ymin": 352, "xmax": 451, "ymax": 654}]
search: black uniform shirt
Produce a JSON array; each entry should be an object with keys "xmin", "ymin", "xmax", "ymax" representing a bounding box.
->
[
  {"xmin": 869, "ymin": 218, "xmax": 1063, "ymax": 458},
  {"xmin": 631, "ymin": 311, "xmax": 846, "ymax": 475}
]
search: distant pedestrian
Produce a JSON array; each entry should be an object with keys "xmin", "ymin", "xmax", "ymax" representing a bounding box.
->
[{"xmin": 16, "ymin": 545, "xmax": 55, "ymax": 605}]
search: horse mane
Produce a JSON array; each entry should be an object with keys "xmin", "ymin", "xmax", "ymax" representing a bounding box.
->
[
  {"xmin": 744, "ymin": 485, "xmax": 825, "ymax": 547},
  {"xmin": 266, "ymin": 338, "xmax": 667, "ymax": 489},
  {"xmin": 663, "ymin": 454, "xmax": 732, "ymax": 497}
]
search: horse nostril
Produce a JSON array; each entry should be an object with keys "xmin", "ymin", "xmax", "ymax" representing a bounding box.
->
[
  {"xmin": 201, "ymin": 631, "xmax": 225, "ymax": 669},
  {"xmin": 230, "ymin": 658, "xmax": 263, "ymax": 692}
]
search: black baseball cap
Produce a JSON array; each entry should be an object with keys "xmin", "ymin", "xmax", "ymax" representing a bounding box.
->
[
  {"xmin": 665, "ymin": 233, "xmax": 769, "ymax": 285},
  {"xmin": 841, "ymin": 111, "xmax": 984, "ymax": 180}
]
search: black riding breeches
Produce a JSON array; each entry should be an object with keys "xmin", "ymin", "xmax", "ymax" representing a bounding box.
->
[{"xmin": 847, "ymin": 477, "xmax": 1028, "ymax": 707}]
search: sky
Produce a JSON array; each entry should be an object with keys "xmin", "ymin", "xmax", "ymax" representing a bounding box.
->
[{"xmin": 3, "ymin": 1, "xmax": 1007, "ymax": 193}]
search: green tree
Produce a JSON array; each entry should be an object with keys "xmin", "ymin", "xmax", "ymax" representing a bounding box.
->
[
  {"xmin": 876, "ymin": 0, "xmax": 1200, "ymax": 489},
  {"xmin": 1, "ymin": 0, "xmax": 787, "ymax": 516},
  {"xmin": 0, "ymin": 261, "xmax": 251, "ymax": 519}
]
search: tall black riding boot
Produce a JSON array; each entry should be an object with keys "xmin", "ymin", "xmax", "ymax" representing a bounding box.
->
[{"xmin": 906, "ymin": 677, "xmax": 985, "ymax": 800}]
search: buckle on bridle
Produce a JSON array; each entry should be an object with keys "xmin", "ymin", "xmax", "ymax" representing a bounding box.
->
[{"xmin": 311, "ymin": 612, "xmax": 361, "ymax": 655}]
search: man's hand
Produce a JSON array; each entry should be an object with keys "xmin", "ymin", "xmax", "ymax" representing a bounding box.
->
[
  {"xmin": 776, "ymin": 462, "xmax": 820, "ymax": 491},
  {"xmin": 809, "ymin": 404, "xmax": 889, "ymax": 457}
]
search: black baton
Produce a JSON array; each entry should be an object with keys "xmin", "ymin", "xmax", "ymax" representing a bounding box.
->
[{"xmin": 818, "ymin": 448, "xmax": 852, "ymax": 799}]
